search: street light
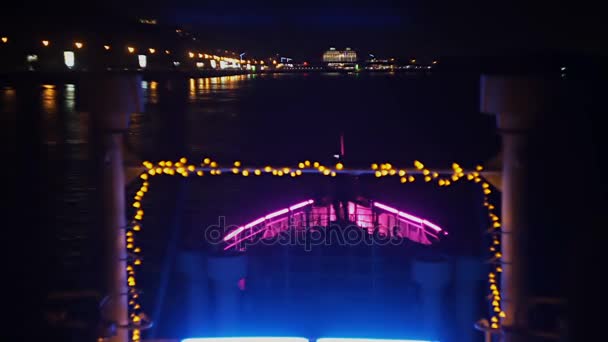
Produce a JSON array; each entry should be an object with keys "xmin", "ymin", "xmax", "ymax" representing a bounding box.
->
[
  {"xmin": 104, "ymin": 45, "xmax": 111, "ymax": 50},
  {"xmin": 1, "ymin": 37, "xmax": 7, "ymax": 43},
  {"xmin": 148, "ymin": 48, "xmax": 156, "ymax": 54},
  {"xmin": 42, "ymin": 40, "xmax": 50, "ymax": 47},
  {"xmin": 74, "ymin": 42, "xmax": 83, "ymax": 49},
  {"xmin": 127, "ymin": 46, "xmax": 135, "ymax": 53}
]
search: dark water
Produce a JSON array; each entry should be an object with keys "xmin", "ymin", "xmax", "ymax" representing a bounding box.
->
[{"xmin": 7, "ymin": 72, "xmax": 502, "ymax": 340}]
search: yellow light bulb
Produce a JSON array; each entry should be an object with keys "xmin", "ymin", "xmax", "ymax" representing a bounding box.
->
[
  {"xmin": 499, "ymin": 311, "xmax": 506, "ymax": 318},
  {"xmin": 265, "ymin": 166, "xmax": 272, "ymax": 172},
  {"xmin": 133, "ymin": 202, "xmax": 141, "ymax": 208},
  {"xmin": 203, "ymin": 158, "xmax": 211, "ymax": 164},
  {"xmin": 336, "ymin": 162, "xmax": 343, "ymax": 170},
  {"xmin": 242, "ymin": 170, "xmax": 249, "ymax": 176},
  {"xmin": 187, "ymin": 165, "xmax": 195, "ymax": 172},
  {"xmin": 371, "ymin": 163, "xmax": 378, "ymax": 170},
  {"xmin": 495, "ymin": 252, "xmax": 502, "ymax": 258},
  {"xmin": 398, "ymin": 170, "xmax": 406, "ymax": 176},
  {"xmin": 451, "ymin": 175, "xmax": 458, "ymax": 181},
  {"xmin": 375, "ymin": 171, "xmax": 382, "ymax": 178},
  {"xmin": 389, "ymin": 169, "xmax": 396, "ymax": 175},
  {"xmin": 210, "ymin": 161, "xmax": 217, "ymax": 168},
  {"xmin": 179, "ymin": 157, "xmax": 187, "ymax": 164},
  {"xmin": 331, "ymin": 171, "xmax": 336, "ymax": 177},
  {"xmin": 140, "ymin": 173, "xmax": 148, "ymax": 180},
  {"xmin": 414, "ymin": 160, "xmax": 424, "ymax": 170},
  {"xmin": 290, "ymin": 172, "xmax": 296, "ymax": 177},
  {"xmin": 400, "ymin": 177, "xmax": 407, "ymax": 183},
  {"xmin": 298, "ymin": 162, "xmax": 305, "ymax": 168},
  {"xmin": 313, "ymin": 162, "xmax": 320, "ymax": 168},
  {"xmin": 423, "ymin": 169, "xmax": 430, "ymax": 175},
  {"xmin": 148, "ymin": 169, "xmax": 156, "ymax": 176},
  {"xmin": 496, "ymin": 267, "xmax": 503, "ymax": 272},
  {"xmin": 234, "ymin": 161, "xmax": 241, "ymax": 167},
  {"xmin": 408, "ymin": 175, "xmax": 415, "ymax": 182},
  {"xmin": 197, "ymin": 170, "xmax": 204, "ymax": 176},
  {"xmin": 305, "ymin": 160, "xmax": 311, "ymax": 166},
  {"xmin": 127, "ymin": 46, "xmax": 135, "ymax": 53},
  {"xmin": 491, "ymin": 323, "xmax": 498, "ymax": 329},
  {"xmin": 254, "ymin": 169, "xmax": 261, "ymax": 175},
  {"xmin": 432, "ymin": 172, "xmax": 439, "ymax": 178},
  {"xmin": 104, "ymin": 45, "xmax": 111, "ymax": 50},
  {"xmin": 424, "ymin": 176, "xmax": 431, "ymax": 182},
  {"xmin": 232, "ymin": 168, "xmax": 239, "ymax": 174},
  {"xmin": 323, "ymin": 169, "xmax": 331, "ymax": 176},
  {"xmin": 381, "ymin": 170, "xmax": 388, "ymax": 176},
  {"xmin": 476, "ymin": 165, "xmax": 484, "ymax": 171},
  {"xmin": 283, "ymin": 167, "xmax": 290, "ymax": 173},
  {"xmin": 296, "ymin": 170, "xmax": 302, "ymax": 175},
  {"xmin": 491, "ymin": 316, "xmax": 498, "ymax": 323}
]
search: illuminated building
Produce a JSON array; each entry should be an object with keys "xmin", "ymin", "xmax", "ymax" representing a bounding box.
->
[
  {"xmin": 323, "ymin": 47, "xmax": 358, "ymax": 70},
  {"xmin": 323, "ymin": 47, "xmax": 358, "ymax": 63}
]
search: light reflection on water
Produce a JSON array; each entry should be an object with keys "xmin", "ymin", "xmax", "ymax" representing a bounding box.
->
[{"xmin": 42, "ymin": 84, "xmax": 58, "ymax": 146}]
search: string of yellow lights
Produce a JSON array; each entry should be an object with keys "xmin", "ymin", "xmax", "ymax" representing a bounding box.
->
[
  {"xmin": 128, "ymin": 157, "xmax": 503, "ymax": 341},
  {"xmin": 0, "ymin": 36, "xmax": 261, "ymax": 64}
]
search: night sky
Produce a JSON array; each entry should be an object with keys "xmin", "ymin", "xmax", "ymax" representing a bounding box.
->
[{"xmin": 4, "ymin": 0, "xmax": 607, "ymax": 59}]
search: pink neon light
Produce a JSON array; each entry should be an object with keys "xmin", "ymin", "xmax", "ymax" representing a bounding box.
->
[
  {"xmin": 246, "ymin": 217, "xmax": 266, "ymax": 228},
  {"xmin": 373, "ymin": 202, "xmax": 398, "ymax": 214},
  {"xmin": 374, "ymin": 202, "xmax": 443, "ymax": 232},
  {"xmin": 422, "ymin": 219, "xmax": 442, "ymax": 232},
  {"xmin": 223, "ymin": 200, "xmax": 314, "ymax": 242},
  {"xmin": 398, "ymin": 211, "xmax": 424, "ymax": 224},
  {"xmin": 224, "ymin": 227, "xmax": 245, "ymax": 241},
  {"xmin": 265, "ymin": 208, "xmax": 289, "ymax": 220},
  {"xmin": 289, "ymin": 199, "xmax": 313, "ymax": 211}
]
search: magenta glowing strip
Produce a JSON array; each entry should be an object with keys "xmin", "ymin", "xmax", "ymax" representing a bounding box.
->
[
  {"xmin": 422, "ymin": 219, "xmax": 442, "ymax": 232},
  {"xmin": 246, "ymin": 217, "xmax": 266, "ymax": 228},
  {"xmin": 224, "ymin": 227, "xmax": 246, "ymax": 241},
  {"xmin": 223, "ymin": 200, "xmax": 314, "ymax": 242},
  {"xmin": 265, "ymin": 208, "xmax": 289, "ymax": 220},
  {"xmin": 182, "ymin": 338, "xmax": 309, "ymax": 342},
  {"xmin": 397, "ymin": 211, "xmax": 424, "ymax": 224},
  {"xmin": 224, "ymin": 228, "xmax": 266, "ymax": 250},
  {"xmin": 289, "ymin": 199, "xmax": 314, "ymax": 211},
  {"xmin": 373, "ymin": 202, "xmax": 398, "ymax": 214},
  {"xmin": 373, "ymin": 202, "xmax": 443, "ymax": 232}
]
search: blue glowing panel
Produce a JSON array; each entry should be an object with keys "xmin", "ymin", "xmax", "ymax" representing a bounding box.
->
[
  {"xmin": 317, "ymin": 339, "xmax": 436, "ymax": 342},
  {"xmin": 182, "ymin": 338, "xmax": 309, "ymax": 342}
]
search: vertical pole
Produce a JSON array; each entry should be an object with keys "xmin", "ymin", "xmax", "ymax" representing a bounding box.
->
[
  {"xmin": 480, "ymin": 75, "xmax": 552, "ymax": 342},
  {"xmin": 81, "ymin": 74, "xmax": 142, "ymax": 342},
  {"xmin": 102, "ymin": 129, "xmax": 130, "ymax": 342}
]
